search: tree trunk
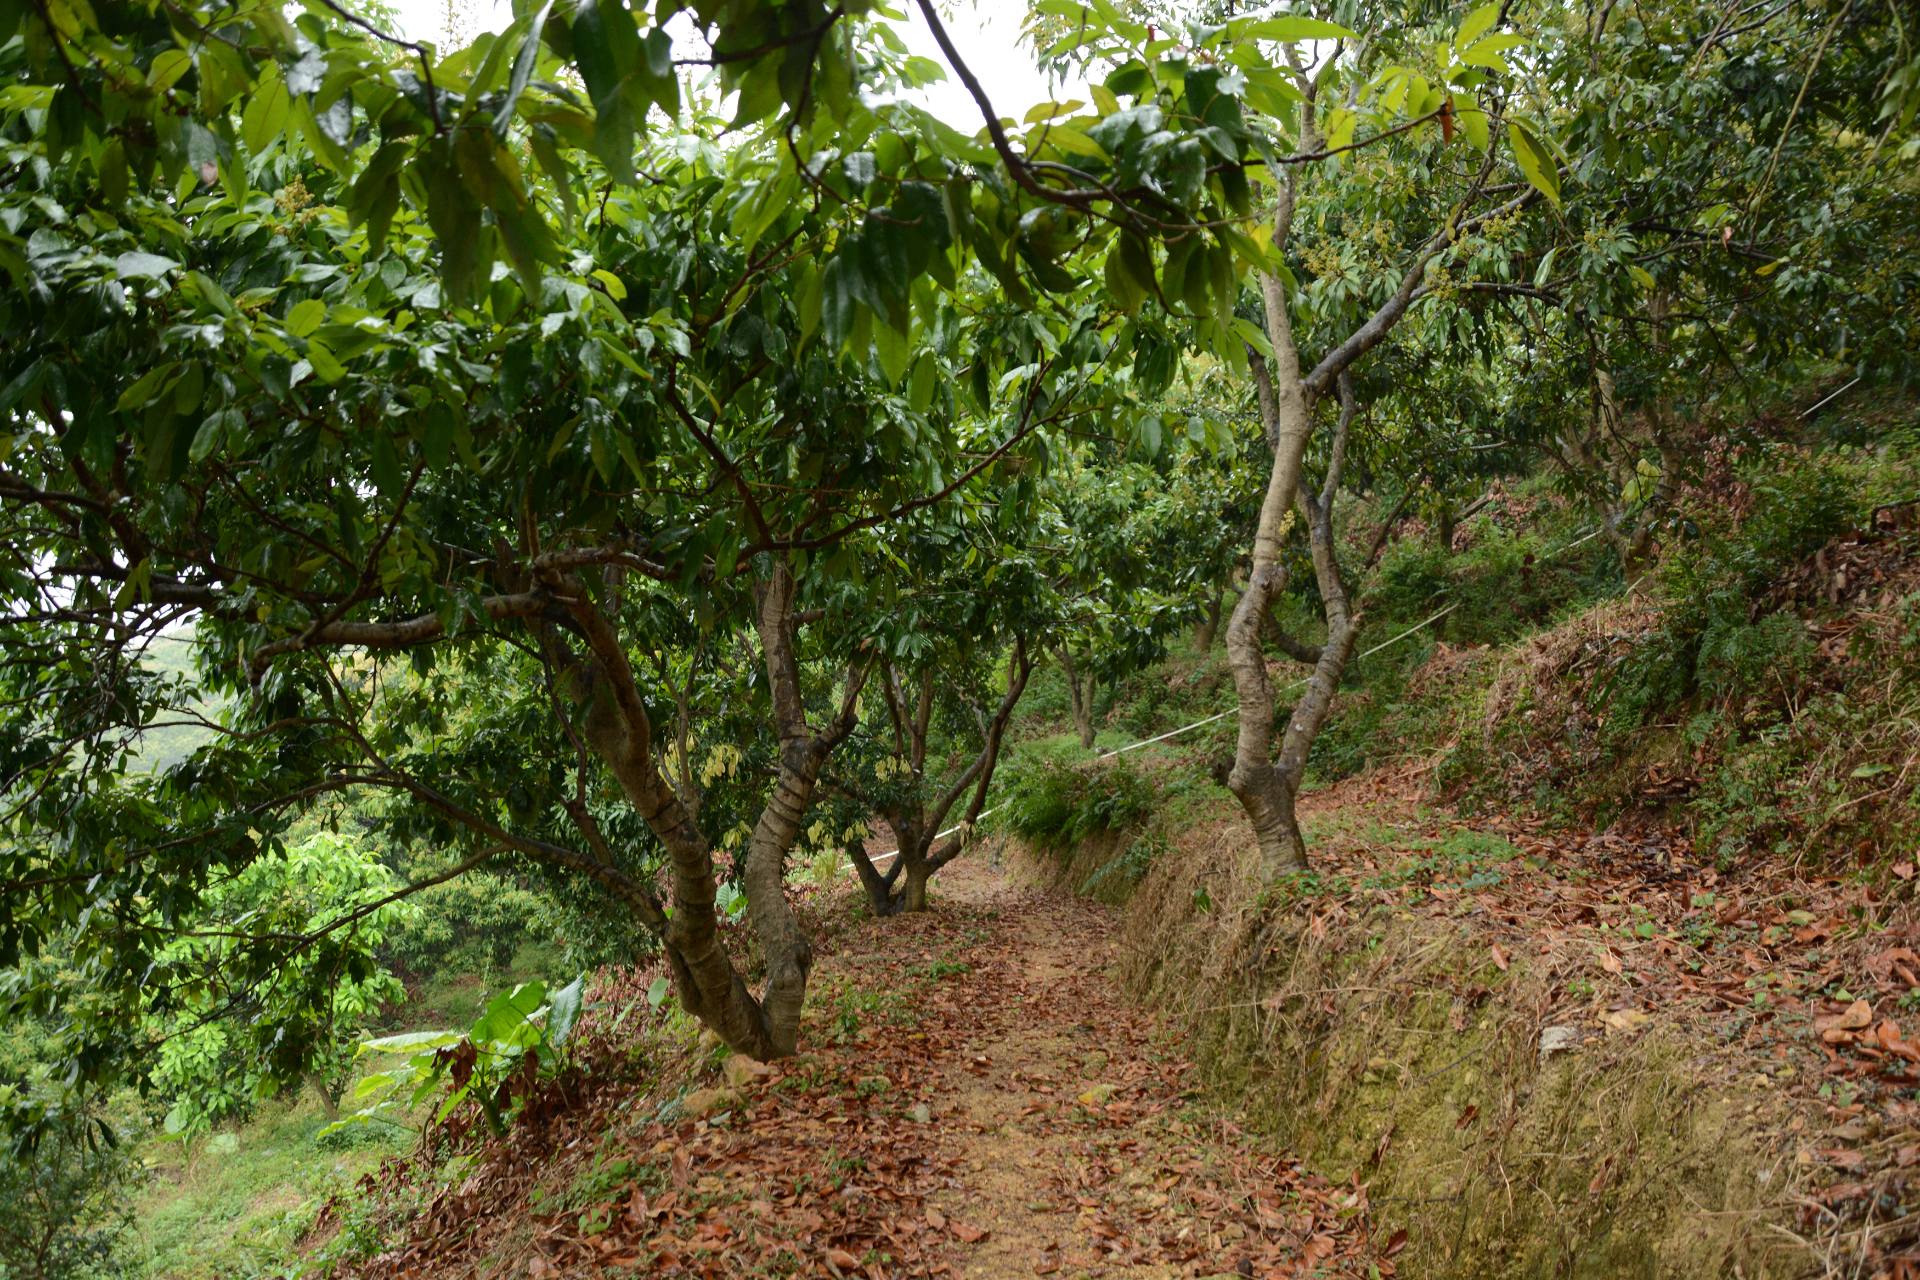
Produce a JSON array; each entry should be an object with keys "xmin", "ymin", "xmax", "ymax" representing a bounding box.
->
[
  {"xmin": 864, "ymin": 640, "xmax": 1031, "ymax": 915},
  {"xmin": 900, "ymin": 856, "xmax": 932, "ymax": 912},
  {"xmin": 847, "ymin": 839, "xmax": 931, "ymax": 915},
  {"xmin": 850, "ymin": 843, "xmax": 904, "ymax": 916},
  {"xmin": 550, "ymin": 557, "xmax": 867, "ymax": 1061},
  {"xmin": 1194, "ymin": 590, "xmax": 1223, "ymax": 652},
  {"xmin": 307, "ymin": 1071, "xmax": 341, "ymax": 1121},
  {"xmin": 1225, "ymin": 255, "xmax": 1319, "ymax": 876},
  {"xmin": 1057, "ymin": 646, "xmax": 1095, "ymax": 748}
]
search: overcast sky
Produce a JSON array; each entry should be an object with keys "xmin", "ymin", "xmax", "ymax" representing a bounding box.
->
[{"xmin": 386, "ymin": 0, "xmax": 1085, "ymax": 129}]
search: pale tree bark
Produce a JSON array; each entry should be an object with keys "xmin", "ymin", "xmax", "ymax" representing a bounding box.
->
[
  {"xmin": 1054, "ymin": 644, "xmax": 1097, "ymax": 748},
  {"xmin": 1221, "ymin": 46, "xmax": 1522, "ymax": 879},
  {"xmin": 1223, "ymin": 71, "xmax": 1324, "ymax": 876},
  {"xmin": 847, "ymin": 638, "xmax": 1034, "ymax": 914},
  {"xmin": 307, "ymin": 1071, "xmax": 342, "ymax": 1121},
  {"xmin": 1557, "ymin": 296, "xmax": 1681, "ymax": 590},
  {"xmin": 1194, "ymin": 588, "xmax": 1224, "ymax": 652}
]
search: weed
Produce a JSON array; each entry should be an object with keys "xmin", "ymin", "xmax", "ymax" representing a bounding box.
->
[
  {"xmin": 994, "ymin": 754, "xmax": 1160, "ymax": 850},
  {"xmin": 912, "ymin": 956, "xmax": 971, "ymax": 981},
  {"xmin": 1082, "ymin": 831, "xmax": 1170, "ymax": 896}
]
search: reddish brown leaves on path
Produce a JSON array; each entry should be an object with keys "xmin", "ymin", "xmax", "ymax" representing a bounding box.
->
[{"xmin": 341, "ymin": 859, "xmax": 1376, "ymax": 1279}]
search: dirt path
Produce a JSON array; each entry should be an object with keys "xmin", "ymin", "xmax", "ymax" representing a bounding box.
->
[
  {"xmin": 846, "ymin": 854, "xmax": 1372, "ymax": 1279},
  {"xmin": 356, "ymin": 854, "xmax": 1376, "ymax": 1279}
]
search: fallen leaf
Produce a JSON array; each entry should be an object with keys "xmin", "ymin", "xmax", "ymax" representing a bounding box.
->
[
  {"xmin": 824, "ymin": 1247, "xmax": 861, "ymax": 1272},
  {"xmin": 1893, "ymin": 861, "xmax": 1914, "ymax": 881},
  {"xmin": 926, "ymin": 1208, "xmax": 947, "ymax": 1231},
  {"xmin": 1876, "ymin": 1019, "xmax": 1920, "ymax": 1062},
  {"xmin": 1599, "ymin": 949, "xmax": 1623, "ymax": 975},
  {"xmin": 1490, "ymin": 943, "xmax": 1509, "ymax": 973},
  {"xmin": 1601, "ymin": 1008, "xmax": 1650, "ymax": 1035},
  {"xmin": 1815, "ymin": 999, "xmax": 1874, "ymax": 1035},
  {"xmin": 952, "ymin": 1222, "xmax": 990, "ymax": 1244}
]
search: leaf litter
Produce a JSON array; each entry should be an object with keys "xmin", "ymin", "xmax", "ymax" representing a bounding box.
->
[{"xmin": 323, "ymin": 859, "xmax": 1378, "ymax": 1278}]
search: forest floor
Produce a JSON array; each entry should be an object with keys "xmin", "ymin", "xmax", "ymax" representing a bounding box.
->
[
  {"xmin": 334, "ymin": 781, "xmax": 1920, "ymax": 1279},
  {"xmin": 345, "ymin": 853, "xmax": 1382, "ymax": 1279}
]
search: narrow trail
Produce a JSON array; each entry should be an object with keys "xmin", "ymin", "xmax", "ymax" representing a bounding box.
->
[
  {"xmin": 910, "ymin": 857, "xmax": 1368, "ymax": 1279},
  {"xmin": 358, "ymin": 852, "xmax": 1376, "ymax": 1279}
]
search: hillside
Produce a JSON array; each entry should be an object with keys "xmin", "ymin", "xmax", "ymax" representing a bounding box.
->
[{"xmin": 260, "ymin": 387, "xmax": 1920, "ymax": 1279}]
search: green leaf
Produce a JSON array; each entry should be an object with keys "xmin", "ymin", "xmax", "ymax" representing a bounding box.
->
[
  {"xmin": 114, "ymin": 251, "xmax": 179, "ymax": 279},
  {"xmin": 1454, "ymin": 3, "xmax": 1500, "ymax": 54},
  {"xmin": 1323, "ymin": 106, "xmax": 1357, "ymax": 152},
  {"xmin": 1456, "ymin": 94, "xmax": 1491, "ymax": 152},
  {"xmin": 591, "ymin": 268, "xmax": 626, "ymax": 301},
  {"xmin": 874, "ymin": 315, "xmax": 912, "ymax": 386},
  {"xmin": 359, "ymin": 1029, "xmax": 463, "ymax": 1056},
  {"xmin": 188, "ymin": 408, "xmax": 236, "ymax": 463},
  {"xmin": 1116, "ymin": 232, "xmax": 1158, "ymax": 306},
  {"xmin": 1103, "ymin": 240, "xmax": 1145, "ymax": 313},
  {"xmin": 1507, "ymin": 122, "xmax": 1560, "ymax": 208},
  {"xmin": 117, "ymin": 363, "xmax": 178, "ymax": 411},
  {"xmin": 284, "ymin": 298, "xmax": 327, "ymax": 337},
  {"xmin": 241, "ymin": 73, "xmax": 291, "ymax": 155},
  {"xmin": 495, "ymin": 0, "xmax": 555, "ymax": 136},
  {"xmin": 1460, "ymin": 33, "xmax": 1525, "ymax": 72},
  {"xmin": 348, "ymin": 141, "xmax": 411, "ymax": 229},
  {"xmin": 908, "ymin": 356, "xmax": 936, "ymax": 414},
  {"xmin": 305, "ymin": 338, "xmax": 345, "ymax": 383},
  {"xmin": 98, "ymin": 138, "xmax": 127, "ymax": 205},
  {"xmin": 546, "ymin": 975, "xmax": 585, "ymax": 1046},
  {"xmin": 148, "ymin": 48, "xmax": 193, "ymax": 93},
  {"xmin": 1244, "ymin": 16, "xmax": 1358, "ymax": 41}
]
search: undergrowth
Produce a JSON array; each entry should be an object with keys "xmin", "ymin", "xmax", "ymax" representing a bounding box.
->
[{"xmin": 1436, "ymin": 395, "xmax": 1920, "ymax": 871}]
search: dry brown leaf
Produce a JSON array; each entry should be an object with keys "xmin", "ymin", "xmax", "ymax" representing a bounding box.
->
[
  {"xmin": 1601, "ymin": 1008, "xmax": 1650, "ymax": 1035},
  {"xmin": 1815, "ymin": 999, "xmax": 1874, "ymax": 1035}
]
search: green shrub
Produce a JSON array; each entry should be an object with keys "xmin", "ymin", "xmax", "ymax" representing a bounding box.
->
[
  {"xmin": 994, "ymin": 755, "xmax": 1159, "ymax": 850},
  {"xmin": 1369, "ymin": 520, "xmax": 1609, "ymax": 648},
  {"xmin": 0, "ymin": 1100, "xmax": 140, "ymax": 1280},
  {"xmin": 381, "ymin": 866, "xmax": 558, "ymax": 982},
  {"xmin": 1594, "ymin": 455, "xmax": 1855, "ymax": 742},
  {"xmin": 1080, "ymin": 830, "xmax": 1169, "ymax": 896},
  {"xmin": 147, "ymin": 833, "xmax": 415, "ymax": 1145}
]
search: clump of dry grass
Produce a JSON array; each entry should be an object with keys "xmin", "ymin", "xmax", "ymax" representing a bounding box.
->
[
  {"xmin": 1474, "ymin": 596, "xmax": 1667, "ymax": 739},
  {"xmin": 1106, "ymin": 806, "xmax": 1806, "ymax": 1279}
]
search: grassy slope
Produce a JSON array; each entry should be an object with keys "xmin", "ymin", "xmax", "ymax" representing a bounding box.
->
[{"xmin": 129, "ymin": 630, "xmax": 222, "ymax": 774}]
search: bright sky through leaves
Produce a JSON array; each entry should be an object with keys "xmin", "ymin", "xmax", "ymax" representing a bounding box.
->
[{"xmin": 389, "ymin": 0, "xmax": 1085, "ymax": 127}]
